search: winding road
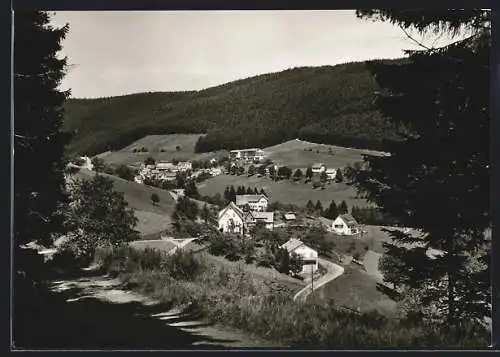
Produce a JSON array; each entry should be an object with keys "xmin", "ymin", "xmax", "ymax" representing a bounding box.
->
[{"xmin": 293, "ymin": 258, "xmax": 344, "ymax": 302}]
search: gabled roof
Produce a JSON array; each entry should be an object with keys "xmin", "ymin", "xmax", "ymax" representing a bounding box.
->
[
  {"xmin": 281, "ymin": 238, "xmax": 317, "ymax": 254},
  {"xmin": 236, "ymin": 194, "xmax": 268, "ymax": 205},
  {"xmin": 248, "ymin": 211, "xmax": 274, "ymax": 223},
  {"xmin": 280, "ymin": 238, "xmax": 304, "ymax": 252},
  {"xmin": 218, "ymin": 202, "xmax": 245, "ymax": 221},
  {"xmin": 337, "ymin": 214, "xmax": 358, "ymax": 226},
  {"xmin": 312, "ymin": 163, "xmax": 325, "ymax": 169},
  {"xmin": 325, "ymin": 168, "xmax": 337, "ymax": 173}
]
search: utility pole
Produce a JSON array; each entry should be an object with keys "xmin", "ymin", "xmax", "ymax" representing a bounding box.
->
[{"xmin": 311, "ymin": 264, "xmax": 314, "ymax": 294}]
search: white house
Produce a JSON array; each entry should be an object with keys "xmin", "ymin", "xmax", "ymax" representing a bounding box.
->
[
  {"xmin": 218, "ymin": 202, "xmax": 246, "ymax": 234},
  {"xmin": 281, "ymin": 238, "xmax": 319, "ymax": 275},
  {"xmin": 283, "ymin": 212, "xmax": 297, "ymax": 222},
  {"xmin": 326, "ymin": 168, "xmax": 337, "ymax": 180},
  {"xmin": 218, "ymin": 202, "xmax": 274, "ymax": 234},
  {"xmin": 312, "ymin": 163, "xmax": 326, "ymax": 174},
  {"xmin": 229, "ymin": 148, "xmax": 266, "ymax": 162},
  {"xmin": 332, "ymin": 214, "xmax": 360, "ymax": 236},
  {"xmin": 235, "ymin": 194, "xmax": 269, "ymax": 212}
]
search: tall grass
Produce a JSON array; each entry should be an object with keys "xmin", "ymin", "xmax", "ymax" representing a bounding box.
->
[{"xmin": 95, "ymin": 245, "xmax": 489, "ymax": 349}]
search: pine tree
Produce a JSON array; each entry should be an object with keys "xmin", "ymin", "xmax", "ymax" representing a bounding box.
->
[
  {"xmin": 338, "ymin": 201, "xmax": 348, "ymax": 214},
  {"xmin": 14, "ymin": 11, "xmax": 72, "ymax": 278},
  {"xmin": 315, "ymin": 200, "xmax": 324, "ymax": 215},
  {"xmin": 229, "ymin": 186, "xmax": 236, "ymax": 202},
  {"xmin": 293, "ymin": 169, "xmax": 303, "ymax": 181},
  {"xmin": 253, "ymin": 187, "xmax": 259, "ymax": 194},
  {"xmin": 305, "ymin": 166, "xmax": 313, "ymax": 181},
  {"xmin": 306, "ymin": 200, "xmax": 315, "ymax": 213},
  {"xmin": 352, "ymin": 9, "xmax": 491, "ymax": 323},
  {"xmin": 324, "ymin": 200, "xmax": 339, "ymax": 219},
  {"xmin": 335, "ymin": 169, "xmax": 343, "ymax": 183},
  {"xmin": 246, "ymin": 187, "xmax": 253, "ymax": 194},
  {"xmin": 223, "ymin": 187, "xmax": 231, "ymax": 203}
]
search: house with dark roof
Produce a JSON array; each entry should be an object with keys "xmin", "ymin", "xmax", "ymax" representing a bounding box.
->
[{"xmin": 332, "ymin": 214, "xmax": 360, "ymax": 235}]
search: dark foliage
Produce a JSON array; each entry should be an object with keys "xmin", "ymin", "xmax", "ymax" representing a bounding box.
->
[
  {"xmin": 63, "ymin": 62, "xmax": 406, "ymax": 156},
  {"xmin": 352, "ymin": 10, "xmax": 491, "ymax": 322}
]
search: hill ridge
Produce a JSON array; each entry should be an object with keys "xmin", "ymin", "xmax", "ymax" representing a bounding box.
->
[{"xmin": 63, "ymin": 59, "xmax": 406, "ymax": 156}]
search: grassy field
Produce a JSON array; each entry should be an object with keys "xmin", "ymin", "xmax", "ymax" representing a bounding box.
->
[
  {"xmin": 316, "ymin": 266, "xmax": 398, "ymax": 317},
  {"xmin": 197, "ymin": 174, "xmax": 371, "ymax": 209},
  {"xmin": 96, "ymin": 134, "xmax": 228, "ymax": 167},
  {"xmin": 263, "ymin": 139, "xmax": 387, "ymax": 170},
  {"xmin": 74, "ymin": 169, "xmax": 176, "ymax": 236}
]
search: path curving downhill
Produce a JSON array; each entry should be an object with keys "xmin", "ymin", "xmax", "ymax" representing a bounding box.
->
[
  {"xmin": 48, "ymin": 272, "xmax": 283, "ymax": 349},
  {"xmin": 293, "ymin": 258, "xmax": 344, "ymax": 302}
]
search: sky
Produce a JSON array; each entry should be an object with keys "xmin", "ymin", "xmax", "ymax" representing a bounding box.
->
[{"xmin": 50, "ymin": 10, "xmax": 456, "ymax": 98}]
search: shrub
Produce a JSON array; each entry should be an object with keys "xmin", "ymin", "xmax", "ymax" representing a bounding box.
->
[{"xmin": 151, "ymin": 193, "xmax": 160, "ymax": 205}]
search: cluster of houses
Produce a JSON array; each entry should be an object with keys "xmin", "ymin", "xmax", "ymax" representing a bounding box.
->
[
  {"xmin": 216, "ymin": 192, "xmax": 362, "ymax": 275},
  {"xmin": 134, "ymin": 161, "xmax": 192, "ymax": 184},
  {"xmin": 134, "ymin": 160, "xmax": 222, "ymax": 184}
]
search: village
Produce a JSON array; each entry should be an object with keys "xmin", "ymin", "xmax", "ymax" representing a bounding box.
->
[{"xmin": 70, "ymin": 143, "xmax": 446, "ymax": 300}]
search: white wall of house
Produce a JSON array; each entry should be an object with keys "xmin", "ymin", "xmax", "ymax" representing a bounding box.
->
[
  {"xmin": 293, "ymin": 245, "xmax": 318, "ymax": 274},
  {"xmin": 312, "ymin": 165, "xmax": 326, "ymax": 173},
  {"xmin": 326, "ymin": 169, "xmax": 337, "ymax": 180},
  {"xmin": 332, "ymin": 216, "xmax": 358, "ymax": 235},
  {"xmin": 250, "ymin": 197, "xmax": 268, "ymax": 211},
  {"xmin": 218, "ymin": 208, "xmax": 245, "ymax": 234}
]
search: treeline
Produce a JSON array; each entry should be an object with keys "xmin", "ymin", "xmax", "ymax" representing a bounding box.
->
[
  {"xmin": 351, "ymin": 205, "xmax": 400, "ymax": 226},
  {"xmin": 64, "ymin": 61, "xmax": 406, "ymax": 156},
  {"xmin": 199, "ymin": 185, "xmax": 267, "ymax": 208}
]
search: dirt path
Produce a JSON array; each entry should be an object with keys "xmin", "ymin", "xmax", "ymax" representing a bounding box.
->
[
  {"xmin": 293, "ymin": 258, "xmax": 344, "ymax": 302},
  {"xmin": 48, "ymin": 273, "xmax": 284, "ymax": 349}
]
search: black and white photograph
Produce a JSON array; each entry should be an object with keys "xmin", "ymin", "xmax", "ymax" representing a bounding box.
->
[{"xmin": 12, "ymin": 9, "xmax": 493, "ymax": 350}]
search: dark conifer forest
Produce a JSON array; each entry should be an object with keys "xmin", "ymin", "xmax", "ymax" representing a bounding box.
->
[{"xmin": 63, "ymin": 60, "xmax": 407, "ymax": 156}]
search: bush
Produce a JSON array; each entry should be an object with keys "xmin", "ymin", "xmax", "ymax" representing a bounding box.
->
[
  {"xmin": 97, "ymin": 245, "xmax": 205, "ymax": 281},
  {"xmin": 95, "ymin": 243, "xmax": 490, "ymax": 349}
]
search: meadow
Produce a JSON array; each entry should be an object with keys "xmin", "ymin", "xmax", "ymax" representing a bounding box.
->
[
  {"xmin": 96, "ymin": 134, "xmax": 228, "ymax": 167},
  {"xmin": 197, "ymin": 174, "xmax": 372, "ymax": 209},
  {"xmin": 74, "ymin": 169, "xmax": 176, "ymax": 236},
  {"xmin": 264, "ymin": 139, "xmax": 387, "ymax": 170}
]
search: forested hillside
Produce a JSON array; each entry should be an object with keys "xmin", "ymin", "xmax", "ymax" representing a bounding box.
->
[{"xmin": 63, "ymin": 59, "xmax": 407, "ymax": 156}]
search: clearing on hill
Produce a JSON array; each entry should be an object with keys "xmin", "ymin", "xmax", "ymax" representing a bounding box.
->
[
  {"xmin": 95, "ymin": 134, "xmax": 227, "ymax": 167},
  {"xmin": 263, "ymin": 139, "xmax": 387, "ymax": 169}
]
